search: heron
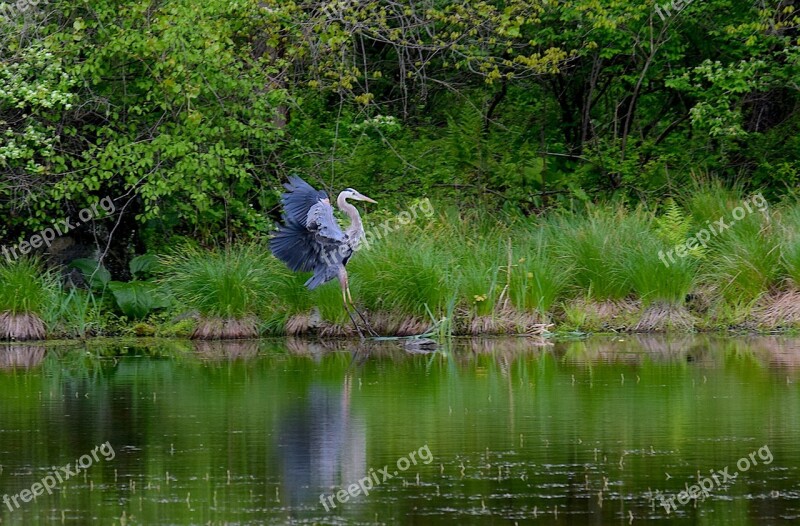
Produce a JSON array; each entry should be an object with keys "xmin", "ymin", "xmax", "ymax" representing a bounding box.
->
[{"xmin": 269, "ymin": 176, "xmax": 378, "ymax": 338}]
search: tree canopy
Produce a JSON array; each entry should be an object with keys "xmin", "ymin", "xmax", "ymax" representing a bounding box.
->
[{"xmin": 1, "ymin": 0, "xmax": 798, "ymax": 255}]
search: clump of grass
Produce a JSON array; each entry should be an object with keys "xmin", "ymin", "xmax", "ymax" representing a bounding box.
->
[
  {"xmin": 745, "ymin": 202, "xmax": 800, "ymax": 330},
  {"xmin": 550, "ymin": 206, "xmax": 644, "ymax": 301},
  {"xmin": 191, "ymin": 316, "xmax": 260, "ymax": 340},
  {"xmin": 451, "ymin": 233, "xmax": 506, "ymax": 317},
  {"xmin": 509, "ymin": 228, "xmax": 571, "ymax": 318},
  {"xmin": 49, "ymin": 288, "xmax": 106, "ymax": 339},
  {"xmin": 705, "ymin": 213, "xmax": 781, "ymax": 305},
  {"xmin": 264, "ymin": 268, "xmax": 347, "ymax": 329},
  {"xmin": 544, "ymin": 206, "xmax": 701, "ymax": 332},
  {"xmin": 255, "ymin": 262, "xmax": 330, "ymax": 334},
  {"xmin": 752, "ymin": 289, "xmax": 800, "ymax": 329},
  {"xmin": 779, "ymin": 203, "xmax": 800, "ymax": 286},
  {"xmin": 159, "ymin": 243, "xmax": 278, "ymax": 339},
  {"xmin": 681, "ymin": 179, "xmax": 747, "ymax": 236},
  {"xmin": 0, "ymin": 258, "xmax": 60, "ymax": 341},
  {"xmin": 619, "ymin": 222, "xmax": 698, "ymax": 331},
  {"xmin": 622, "ymin": 230, "xmax": 696, "ymax": 306},
  {"xmin": 0, "ymin": 258, "xmax": 59, "ymax": 315},
  {"xmin": 350, "ymin": 218, "xmax": 452, "ymax": 320}
]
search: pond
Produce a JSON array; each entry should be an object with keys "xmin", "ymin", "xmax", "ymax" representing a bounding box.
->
[{"xmin": 1, "ymin": 335, "xmax": 798, "ymax": 524}]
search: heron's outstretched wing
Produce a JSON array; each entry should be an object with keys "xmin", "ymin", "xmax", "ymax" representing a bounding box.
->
[
  {"xmin": 269, "ymin": 219, "xmax": 322, "ymax": 273},
  {"xmin": 304, "ymin": 200, "xmax": 351, "ymax": 289},
  {"xmin": 269, "ymin": 177, "xmax": 349, "ymax": 289},
  {"xmin": 281, "ymin": 176, "xmax": 328, "ymax": 227}
]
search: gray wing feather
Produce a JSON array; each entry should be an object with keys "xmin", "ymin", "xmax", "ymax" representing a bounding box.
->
[
  {"xmin": 270, "ymin": 176, "xmax": 353, "ymax": 290},
  {"xmin": 306, "ymin": 201, "xmax": 346, "ymax": 243},
  {"xmin": 282, "ymin": 176, "xmax": 328, "ymax": 227}
]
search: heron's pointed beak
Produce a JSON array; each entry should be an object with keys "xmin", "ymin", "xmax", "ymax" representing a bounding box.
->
[{"xmin": 356, "ymin": 193, "xmax": 377, "ymax": 204}]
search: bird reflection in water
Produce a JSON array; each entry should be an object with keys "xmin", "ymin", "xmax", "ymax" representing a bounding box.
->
[{"xmin": 276, "ymin": 372, "xmax": 366, "ymax": 509}]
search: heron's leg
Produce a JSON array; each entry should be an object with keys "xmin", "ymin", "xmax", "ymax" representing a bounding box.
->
[
  {"xmin": 339, "ymin": 270, "xmax": 365, "ymax": 339},
  {"xmin": 353, "ymin": 303, "xmax": 378, "ymax": 337},
  {"xmin": 345, "ymin": 280, "xmax": 378, "ymax": 337},
  {"xmin": 344, "ymin": 291, "xmax": 365, "ymax": 340}
]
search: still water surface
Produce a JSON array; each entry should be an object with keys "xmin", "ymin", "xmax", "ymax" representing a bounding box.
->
[{"xmin": 1, "ymin": 335, "xmax": 799, "ymax": 524}]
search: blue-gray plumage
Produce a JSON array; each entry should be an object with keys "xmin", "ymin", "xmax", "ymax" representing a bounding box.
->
[{"xmin": 269, "ymin": 176, "xmax": 377, "ymax": 337}]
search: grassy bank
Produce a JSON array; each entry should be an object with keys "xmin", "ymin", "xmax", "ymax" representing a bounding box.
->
[{"xmin": 2, "ymin": 186, "xmax": 800, "ymax": 340}]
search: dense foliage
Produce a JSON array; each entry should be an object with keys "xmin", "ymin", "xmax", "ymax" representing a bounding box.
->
[{"xmin": 1, "ymin": 0, "xmax": 797, "ymax": 257}]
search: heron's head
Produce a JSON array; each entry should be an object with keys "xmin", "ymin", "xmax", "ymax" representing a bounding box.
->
[{"xmin": 342, "ymin": 188, "xmax": 377, "ymax": 204}]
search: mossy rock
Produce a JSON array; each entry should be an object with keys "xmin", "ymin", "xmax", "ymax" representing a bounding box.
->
[
  {"xmin": 158, "ymin": 318, "xmax": 197, "ymax": 338},
  {"xmin": 132, "ymin": 322, "xmax": 157, "ymax": 337}
]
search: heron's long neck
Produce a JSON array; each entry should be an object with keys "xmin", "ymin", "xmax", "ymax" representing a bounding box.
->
[{"xmin": 337, "ymin": 193, "xmax": 363, "ymax": 239}]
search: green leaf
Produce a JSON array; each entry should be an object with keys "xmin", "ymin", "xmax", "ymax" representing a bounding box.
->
[
  {"xmin": 129, "ymin": 254, "xmax": 160, "ymax": 278},
  {"xmin": 108, "ymin": 281, "xmax": 168, "ymax": 319},
  {"xmin": 69, "ymin": 258, "xmax": 111, "ymax": 289}
]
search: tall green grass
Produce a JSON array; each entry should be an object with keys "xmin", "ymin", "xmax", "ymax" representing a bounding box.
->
[
  {"xmin": 549, "ymin": 207, "xmax": 642, "ymax": 301},
  {"xmin": 8, "ymin": 186, "xmax": 796, "ymax": 338},
  {"xmin": 0, "ymin": 258, "xmax": 60, "ymax": 316},
  {"xmin": 508, "ymin": 228, "xmax": 571, "ymax": 316},
  {"xmin": 703, "ymin": 205, "xmax": 780, "ymax": 304},
  {"xmin": 711, "ymin": 233, "xmax": 780, "ymax": 304},
  {"xmin": 448, "ymin": 222, "xmax": 507, "ymax": 317},
  {"xmin": 350, "ymin": 219, "xmax": 452, "ymax": 319},
  {"xmin": 681, "ymin": 180, "xmax": 746, "ymax": 231},
  {"xmin": 50, "ymin": 288, "xmax": 106, "ymax": 338},
  {"xmin": 159, "ymin": 243, "xmax": 279, "ymax": 319},
  {"xmin": 622, "ymin": 232, "xmax": 697, "ymax": 306},
  {"xmin": 778, "ymin": 203, "xmax": 800, "ymax": 286},
  {"xmin": 658, "ymin": 184, "xmax": 785, "ymax": 307}
]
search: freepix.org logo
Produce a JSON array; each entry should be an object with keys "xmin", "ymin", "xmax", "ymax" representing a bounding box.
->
[
  {"xmin": 658, "ymin": 193, "xmax": 768, "ymax": 268},
  {"xmin": 3, "ymin": 442, "xmax": 115, "ymax": 512},
  {"xmin": 1, "ymin": 196, "xmax": 116, "ymax": 263},
  {"xmin": 319, "ymin": 444, "xmax": 433, "ymax": 511},
  {"xmin": 652, "ymin": 445, "xmax": 773, "ymax": 513}
]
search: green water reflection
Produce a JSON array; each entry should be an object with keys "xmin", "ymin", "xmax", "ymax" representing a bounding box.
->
[{"xmin": 1, "ymin": 335, "xmax": 799, "ymax": 524}]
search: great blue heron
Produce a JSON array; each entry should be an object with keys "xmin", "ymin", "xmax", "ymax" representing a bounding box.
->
[{"xmin": 269, "ymin": 176, "xmax": 377, "ymax": 338}]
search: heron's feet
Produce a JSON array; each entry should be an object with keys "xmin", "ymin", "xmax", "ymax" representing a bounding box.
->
[
  {"xmin": 355, "ymin": 325, "xmax": 366, "ymax": 340},
  {"xmin": 346, "ymin": 309, "xmax": 366, "ymax": 340},
  {"xmin": 353, "ymin": 305, "xmax": 378, "ymax": 337}
]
